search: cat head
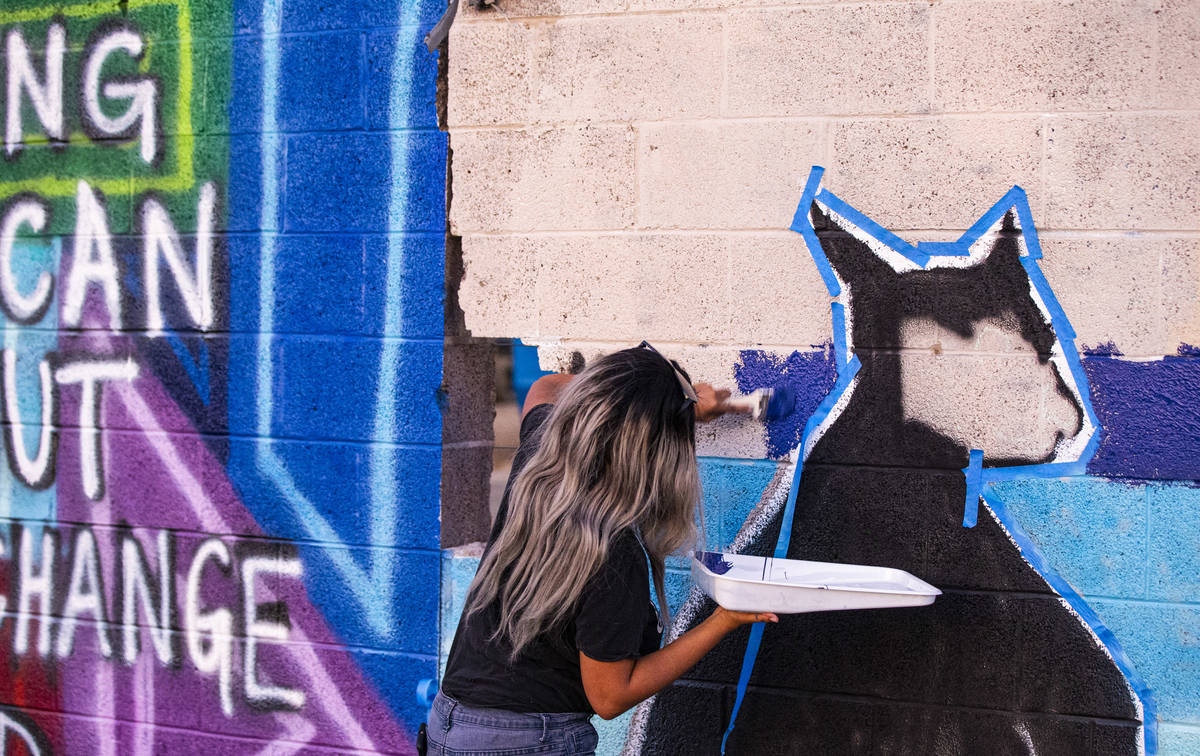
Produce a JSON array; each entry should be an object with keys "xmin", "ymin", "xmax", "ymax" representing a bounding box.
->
[{"xmin": 792, "ymin": 167, "xmax": 1098, "ymax": 472}]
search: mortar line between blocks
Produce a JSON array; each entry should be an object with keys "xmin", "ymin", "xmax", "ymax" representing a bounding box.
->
[
  {"xmin": 521, "ymin": 340, "xmax": 1190, "ymax": 362},
  {"xmin": 457, "ymin": 1, "xmax": 941, "ymax": 25},
  {"xmin": 1090, "ymin": 595, "xmax": 1200, "ymax": 609},
  {"xmin": 459, "ymin": 228, "xmax": 1200, "ymax": 238},
  {"xmin": 448, "ymin": 109, "xmax": 1200, "ymax": 132}
]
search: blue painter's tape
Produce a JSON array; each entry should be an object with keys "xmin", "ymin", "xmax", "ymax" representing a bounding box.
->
[
  {"xmin": 962, "ymin": 449, "xmax": 984, "ymax": 528},
  {"xmin": 1011, "ymin": 191, "xmax": 1045, "ymax": 260},
  {"xmin": 962, "ymin": 185, "xmax": 1026, "ymax": 243},
  {"xmin": 814, "ymin": 189, "xmax": 931, "ymax": 268},
  {"xmin": 983, "ymin": 491, "xmax": 1158, "ymax": 754},
  {"xmin": 791, "ymin": 167, "xmax": 840, "ymax": 297},
  {"xmin": 917, "ymin": 241, "xmax": 971, "ymax": 257},
  {"xmin": 1020, "ymin": 256, "xmax": 1077, "ymax": 341},
  {"xmin": 721, "ymin": 355, "xmax": 862, "ymax": 752},
  {"xmin": 721, "ymin": 621, "xmax": 765, "ymax": 754},
  {"xmin": 790, "ymin": 166, "xmax": 825, "ymax": 232},
  {"xmin": 1056, "ymin": 339, "xmax": 1102, "ymax": 432},
  {"xmin": 831, "ymin": 302, "xmax": 848, "ymax": 368}
]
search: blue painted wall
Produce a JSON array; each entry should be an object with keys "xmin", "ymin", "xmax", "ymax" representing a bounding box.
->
[
  {"xmin": 0, "ymin": 0, "xmax": 447, "ymax": 751},
  {"xmin": 225, "ymin": 0, "xmax": 447, "ymax": 743}
]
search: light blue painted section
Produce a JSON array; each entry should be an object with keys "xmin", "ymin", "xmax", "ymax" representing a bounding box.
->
[
  {"xmin": 0, "ymin": 238, "xmax": 59, "ymax": 522},
  {"xmin": 1147, "ymin": 483, "xmax": 1200, "ymax": 603},
  {"xmin": 1159, "ymin": 724, "xmax": 1200, "ymax": 755},
  {"xmin": 990, "ymin": 477, "xmax": 1200, "ymax": 737},
  {"xmin": 665, "ymin": 457, "xmax": 780, "ymax": 611},
  {"xmin": 440, "ymin": 551, "xmax": 479, "ymax": 680},
  {"xmin": 991, "ymin": 478, "xmax": 1148, "ymax": 599},
  {"xmin": 1091, "ymin": 598, "xmax": 1200, "ymax": 724},
  {"xmin": 593, "ymin": 713, "xmax": 634, "ymax": 756},
  {"xmin": 698, "ymin": 457, "xmax": 781, "ymax": 551}
]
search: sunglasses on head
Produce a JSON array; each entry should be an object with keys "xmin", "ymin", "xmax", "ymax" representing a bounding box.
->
[{"xmin": 638, "ymin": 341, "xmax": 699, "ymax": 416}]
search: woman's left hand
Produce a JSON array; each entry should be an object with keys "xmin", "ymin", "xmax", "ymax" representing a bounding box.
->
[{"xmin": 693, "ymin": 383, "xmax": 747, "ymax": 423}]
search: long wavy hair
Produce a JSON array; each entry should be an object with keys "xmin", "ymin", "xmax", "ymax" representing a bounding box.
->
[{"xmin": 464, "ymin": 346, "xmax": 702, "ymax": 659}]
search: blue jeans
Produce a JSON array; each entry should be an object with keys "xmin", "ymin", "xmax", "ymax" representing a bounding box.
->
[{"xmin": 427, "ymin": 692, "xmax": 599, "ymax": 755}]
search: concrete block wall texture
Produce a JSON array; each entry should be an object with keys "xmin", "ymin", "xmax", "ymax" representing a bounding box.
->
[
  {"xmin": 447, "ymin": 0, "xmax": 1200, "ymax": 754},
  {"xmin": 0, "ymin": 0, "xmax": 446, "ymax": 753}
]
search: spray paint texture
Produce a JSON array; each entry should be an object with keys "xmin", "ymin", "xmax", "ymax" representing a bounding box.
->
[{"xmin": 0, "ymin": 0, "xmax": 446, "ymax": 752}]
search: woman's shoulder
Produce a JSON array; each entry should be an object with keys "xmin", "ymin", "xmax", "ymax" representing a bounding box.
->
[
  {"xmin": 519, "ymin": 402, "xmax": 553, "ymax": 442},
  {"xmin": 604, "ymin": 529, "xmax": 651, "ymax": 579}
]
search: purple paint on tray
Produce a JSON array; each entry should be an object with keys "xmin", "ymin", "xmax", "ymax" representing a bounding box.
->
[
  {"xmin": 697, "ymin": 551, "xmax": 734, "ymax": 575},
  {"xmin": 1084, "ymin": 347, "xmax": 1200, "ymax": 481},
  {"xmin": 735, "ymin": 347, "xmax": 838, "ymax": 458}
]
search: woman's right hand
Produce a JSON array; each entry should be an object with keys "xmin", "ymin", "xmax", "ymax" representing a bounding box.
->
[{"xmin": 710, "ymin": 606, "xmax": 779, "ymax": 633}]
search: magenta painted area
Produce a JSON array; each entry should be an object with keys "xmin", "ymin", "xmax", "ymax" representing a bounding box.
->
[
  {"xmin": 734, "ymin": 347, "xmax": 838, "ymax": 458},
  {"xmin": 1083, "ymin": 349, "xmax": 1200, "ymax": 481},
  {"xmin": 52, "ymin": 332, "xmax": 415, "ymax": 754}
]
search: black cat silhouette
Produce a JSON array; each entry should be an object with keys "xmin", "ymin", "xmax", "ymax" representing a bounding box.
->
[{"xmin": 632, "ymin": 169, "xmax": 1145, "ymax": 755}]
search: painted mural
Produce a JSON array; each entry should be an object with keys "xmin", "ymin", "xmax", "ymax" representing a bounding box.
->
[
  {"xmin": 0, "ymin": 0, "xmax": 445, "ymax": 752},
  {"xmin": 629, "ymin": 168, "xmax": 1200, "ymax": 755}
]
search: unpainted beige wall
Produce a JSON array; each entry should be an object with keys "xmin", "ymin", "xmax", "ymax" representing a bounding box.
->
[{"xmin": 447, "ymin": 0, "xmax": 1200, "ymax": 458}]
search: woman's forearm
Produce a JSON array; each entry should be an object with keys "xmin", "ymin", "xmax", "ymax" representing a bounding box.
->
[
  {"xmin": 581, "ymin": 608, "xmax": 775, "ymax": 719},
  {"xmin": 621, "ymin": 612, "xmax": 735, "ymax": 706}
]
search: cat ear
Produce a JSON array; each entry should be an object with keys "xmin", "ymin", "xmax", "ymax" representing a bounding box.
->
[{"xmin": 807, "ymin": 199, "xmax": 904, "ymax": 289}]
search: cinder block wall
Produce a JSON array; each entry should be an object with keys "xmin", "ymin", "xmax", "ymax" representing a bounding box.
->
[
  {"xmin": 447, "ymin": 1, "xmax": 1200, "ymax": 753},
  {"xmin": 0, "ymin": 1, "xmax": 446, "ymax": 752}
]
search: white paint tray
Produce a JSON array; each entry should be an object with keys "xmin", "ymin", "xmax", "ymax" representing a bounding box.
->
[{"xmin": 692, "ymin": 551, "xmax": 941, "ymax": 614}]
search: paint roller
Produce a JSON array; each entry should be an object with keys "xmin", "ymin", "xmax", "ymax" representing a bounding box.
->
[{"xmin": 725, "ymin": 386, "xmax": 797, "ymax": 422}]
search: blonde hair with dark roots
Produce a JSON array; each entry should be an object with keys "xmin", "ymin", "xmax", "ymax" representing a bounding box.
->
[{"xmin": 464, "ymin": 347, "xmax": 702, "ymax": 660}]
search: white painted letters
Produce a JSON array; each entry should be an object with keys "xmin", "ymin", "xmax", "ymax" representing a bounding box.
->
[
  {"xmin": 0, "ymin": 197, "xmax": 54, "ymax": 323},
  {"xmin": 54, "ymin": 358, "xmax": 140, "ymax": 500},
  {"xmin": 14, "ymin": 526, "xmax": 54, "ymax": 657},
  {"xmin": 4, "ymin": 23, "xmax": 65, "ymax": 156},
  {"xmin": 121, "ymin": 529, "xmax": 177, "ymax": 666},
  {"xmin": 64, "ymin": 181, "xmax": 122, "ymax": 330},
  {"xmin": 3, "ymin": 349, "xmax": 57, "ymax": 488},
  {"xmin": 143, "ymin": 182, "xmax": 216, "ymax": 333},
  {"xmin": 82, "ymin": 27, "xmax": 157, "ymax": 163},
  {"xmin": 242, "ymin": 555, "xmax": 306, "ymax": 710},
  {"xmin": 56, "ymin": 528, "xmax": 113, "ymax": 659},
  {"xmin": 186, "ymin": 538, "xmax": 235, "ymax": 717},
  {"xmin": 0, "ymin": 710, "xmax": 44, "ymax": 756}
]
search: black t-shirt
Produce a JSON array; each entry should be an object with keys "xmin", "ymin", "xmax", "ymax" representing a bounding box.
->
[{"xmin": 441, "ymin": 403, "xmax": 663, "ymax": 713}]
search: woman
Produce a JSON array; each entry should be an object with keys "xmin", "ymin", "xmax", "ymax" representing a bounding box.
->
[{"xmin": 431, "ymin": 343, "xmax": 778, "ymax": 755}]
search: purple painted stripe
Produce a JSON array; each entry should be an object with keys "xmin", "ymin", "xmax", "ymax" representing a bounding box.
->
[{"xmin": 1084, "ymin": 346, "xmax": 1200, "ymax": 481}]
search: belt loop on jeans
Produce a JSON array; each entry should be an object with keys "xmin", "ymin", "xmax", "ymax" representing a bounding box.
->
[
  {"xmin": 539, "ymin": 714, "xmax": 548, "ymax": 743},
  {"xmin": 443, "ymin": 698, "xmax": 457, "ymax": 734}
]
